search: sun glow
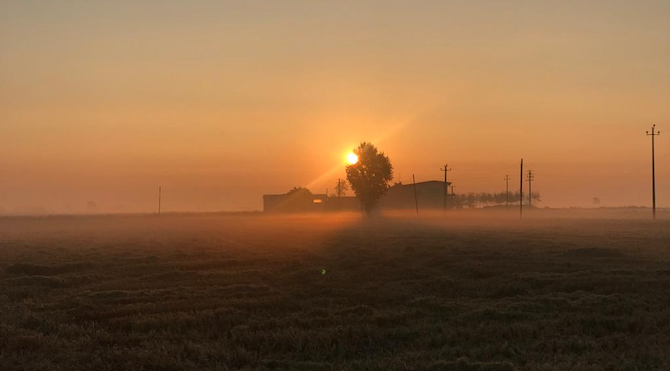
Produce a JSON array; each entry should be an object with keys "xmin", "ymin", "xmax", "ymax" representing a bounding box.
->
[{"xmin": 346, "ymin": 153, "xmax": 359, "ymax": 165}]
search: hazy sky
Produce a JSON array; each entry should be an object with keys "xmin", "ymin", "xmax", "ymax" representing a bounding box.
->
[{"xmin": 1, "ymin": 0, "xmax": 669, "ymax": 213}]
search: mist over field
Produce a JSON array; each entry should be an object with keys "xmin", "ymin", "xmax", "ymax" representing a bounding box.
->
[{"xmin": 1, "ymin": 211, "xmax": 669, "ymax": 370}]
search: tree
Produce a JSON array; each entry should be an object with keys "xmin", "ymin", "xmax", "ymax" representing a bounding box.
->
[
  {"xmin": 334, "ymin": 179, "xmax": 349, "ymax": 197},
  {"xmin": 346, "ymin": 142, "xmax": 393, "ymax": 214},
  {"xmin": 452, "ymin": 191, "xmax": 542, "ymax": 208},
  {"xmin": 530, "ymin": 192, "xmax": 542, "ymax": 203},
  {"xmin": 287, "ymin": 187, "xmax": 311, "ymax": 196}
]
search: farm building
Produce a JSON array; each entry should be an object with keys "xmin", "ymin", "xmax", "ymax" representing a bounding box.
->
[
  {"xmin": 263, "ymin": 180, "xmax": 453, "ymax": 213},
  {"xmin": 262, "ymin": 188, "xmax": 327, "ymax": 213},
  {"xmin": 380, "ymin": 180, "xmax": 453, "ymax": 210}
]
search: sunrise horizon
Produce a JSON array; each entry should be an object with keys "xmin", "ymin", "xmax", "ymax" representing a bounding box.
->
[
  {"xmin": 3, "ymin": 2, "xmax": 670, "ymax": 370},
  {"xmin": 2, "ymin": 1, "xmax": 668, "ymax": 215}
]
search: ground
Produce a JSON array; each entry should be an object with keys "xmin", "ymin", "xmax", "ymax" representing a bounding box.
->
[{"xmin": 1, "ymin": 210, "xmax": 669, "ymax": 370}]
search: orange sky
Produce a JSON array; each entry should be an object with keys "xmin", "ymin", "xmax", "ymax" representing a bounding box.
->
[{"xmin": 1, "ymin": 1, "xmax": 669, "ymax": 213}]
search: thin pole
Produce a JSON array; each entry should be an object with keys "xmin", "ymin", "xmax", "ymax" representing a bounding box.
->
[
  {"xmin": 440, "ymin": 163, "xmax": 452, "ymax": 211},
  {"xmin": 647, "ymin": 125, "xmax": 661, "ymax": 220},
  {"xmin": 527, "ymin": 170, "xmax": 534, "ymax": 209},
  {"xmin": 412, "ymin": 174, "xmax": 419, "ymax": 217},
  {"xmin": 519, "ymin": 159, "xmax": 523, "ymax": 218},
  {"xmin": 504, "ymin": 175, "xmax": 510, "ymax": 210},
  {"xmin": 158, "ymin": 186, "xmax": 162, "ymax": 215}
]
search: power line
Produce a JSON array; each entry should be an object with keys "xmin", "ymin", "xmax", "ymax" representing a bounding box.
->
[
  {"xmin": 527, "ymin": 170, "xmax": 535, "ymax": 209},
  {"xmin": 646, "ymin": 125, "xmax": 661, "ymax": 220},
  {"xmin": 412, "ymin": 174, "xmax": 419, "ymax": 217},
  {"xmin": 519, "ymin": 159, "xmax": 523, "ymax": 219},
  {"xmin": 504, "ymin": 175, "xmax": 510, "ymax": 210},
  {"xmin": 440, "ymin": 163, "xmax": 452, "ymax": 212}
]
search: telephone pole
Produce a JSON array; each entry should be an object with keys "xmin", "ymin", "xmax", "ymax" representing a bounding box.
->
[
  {"xmin": 527, "ymin": 170, "xmax": 534, "ymax": 209},
  {"xmin": 504, "ymin": 175, "xmax": 510, "ymax": 210},
  {"xmin": 647, "ymin": 125, "xmax": 661, "ymax": 220},
  {"xmin": 440, "ymin": 163, "xmax": 452, "ymax": 211},
  {"xmin": 519, "ymin": 159, "xmax": 524, "ymax": 218},
  {"xmin": 158, "ymin": 186, "xmax": 162, "ymax": 215},
  {"xmin": 412, "ymin": 174, "xmax": 419, "ymax": 217}
]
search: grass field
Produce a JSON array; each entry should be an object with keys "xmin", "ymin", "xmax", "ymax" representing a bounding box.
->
[{"xmin": 1, "ymin": 211, "xmax": 670, "ymax": 370}]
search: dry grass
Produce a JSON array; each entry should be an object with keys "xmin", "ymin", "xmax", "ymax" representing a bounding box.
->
[{"xmin": 1, "ymin": 211, "xmax": 669, "ymax": 370}]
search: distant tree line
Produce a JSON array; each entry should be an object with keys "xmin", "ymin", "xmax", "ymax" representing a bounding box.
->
[{"xmin": 453, "ymin": 191, "xmax": 541, "ymax": 209}]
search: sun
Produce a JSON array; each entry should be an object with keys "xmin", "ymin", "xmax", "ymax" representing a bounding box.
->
[{"xmin": 346, "ymin": 152, "xmax": 359, "ymax": 165}]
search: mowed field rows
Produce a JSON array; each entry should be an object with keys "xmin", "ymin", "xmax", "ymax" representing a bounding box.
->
[{"xmin": 1, "ymin": 212, "xmax": 670, "ymax": 370}]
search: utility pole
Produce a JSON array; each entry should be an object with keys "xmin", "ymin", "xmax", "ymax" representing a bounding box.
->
[
  {"xmin": 412, "ymin": 174, "xmax": 419, "ymax": 217},
  {"xmin": 527, "ymin": 170, "xmax": 534, "ymax": 209},
  {"xmin": 158, "ymin": 186, "xmax": 162, "ymax": 215},
  {"xmin": 519, "ymin": 159, "xmax": 523, "ymax": 219},
  {"xmin": 647, "ymin": 125, "xmax": 661, "ymax": 220},
  {"xmin": 440, "ymin": 163, "xmax": 452, "ymax": 211},
  {"xmin": 504, "ymin": 175, "xmax": 510, "ymax": 210}
]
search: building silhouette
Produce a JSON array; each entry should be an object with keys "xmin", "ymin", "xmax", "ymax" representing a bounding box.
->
[
  {"xmin": 263, "ymin": 188, "xmax": 328, "ymax": 213},
  {"xmin": 263, "ymin": 181, "xmax": 453, "ymax": 213}
]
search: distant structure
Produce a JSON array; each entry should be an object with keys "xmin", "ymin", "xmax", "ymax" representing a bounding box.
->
[
  {"xmin": 263, "ymin": 180, "xmax": 453, "ymax": 213},
  {"xmin": 379, "ymin": 181, "xmax": 454, "ymax": 210},
  {"xmin": 263, "ymin": 187, "xmax": 328, "ymax": 213},
  {"xmin": 326, "ymin": 195, "xmax": 360, "ymax": 212}
]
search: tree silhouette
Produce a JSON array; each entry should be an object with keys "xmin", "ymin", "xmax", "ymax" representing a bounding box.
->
[
  {"xmin": 334, "ymin": 179, "xmax": 349, "ymax": 197},
  {"xmin": 346, "ymin": 142, "xmax": 393, "ymax": 214},
  {"xmin": 453, "ymin": 191, "xmax": 542, "ymax": 208},
  {"xmin": 287, "ymin": 187, "xmax": 311, "ymax": 195}
]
